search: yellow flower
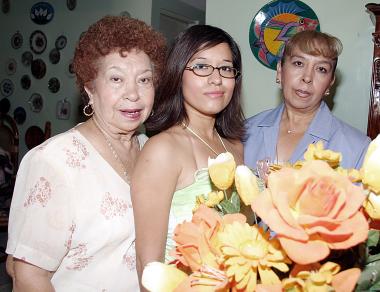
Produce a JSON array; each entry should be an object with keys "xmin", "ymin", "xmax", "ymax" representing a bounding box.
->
[
  {"xmin": 364, "ymin": 192, "xmax": 380, "ymax": 220},
  {"xmin": 208, "ymin": 152, "xmax": 236, "ymax": 190},
  {"xmin": 283, "ymin": 262, "xmax": 361, "ymax": 292},
  {"xmin": 218, "ymin": 222, "xmax": 290, "ymax": 291},
  {"xmin": 235, "ymin": 165, "xmax": 260, "ymax": 205},
  {"xmin": 142, "ymin": 262, "xmax": 187, "ymax": 292},
  {"xmin": 304, "ymin": 141, "xmax": 342, "ymax": 168},
  {"xmin": 336, "ymin": 167, "xmax": 362, "ymax": 182},
  {"xmin": 193, "ymin": 191, "xmax": 224, "ymax": 212},
  {"xmin": 361, "ymin": 135, "xmax": 380, "ymax": 194}
]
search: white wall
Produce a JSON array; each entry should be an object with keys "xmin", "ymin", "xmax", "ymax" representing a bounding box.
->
[
  {"xmin": 0, "ymin": 0, "xmax": 152, "ymax": 158},
  {"xmin": 206, "ymin": 0, "xmax": 373, "ymax": 134}
]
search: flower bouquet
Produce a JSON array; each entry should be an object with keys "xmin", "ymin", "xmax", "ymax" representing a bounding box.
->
[{"xmin": 142, "ymin": 135, "xmax": 380, "ymax": 292}]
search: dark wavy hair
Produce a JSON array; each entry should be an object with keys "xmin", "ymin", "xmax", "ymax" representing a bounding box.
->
[
  {"xmin": 73, "ymin": 15, "xmax": 166, "ymax": 103},
  {"xmin": 145, "ymin": 24, "xmax": 245, "ymax": 140}
]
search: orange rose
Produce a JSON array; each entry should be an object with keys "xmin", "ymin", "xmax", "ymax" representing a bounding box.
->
[
  {"xmin": 171, "ymin": 205, "xmax": 246, "ymax": 271},
  {"xmin": 252, "ymin": 160, "xmax": 369, "ymax": 265}
]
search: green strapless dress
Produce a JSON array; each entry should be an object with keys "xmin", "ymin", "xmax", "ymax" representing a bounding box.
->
[{"xmin": 165, "ymin": 168, "xmax": 214, "ymax": 262}]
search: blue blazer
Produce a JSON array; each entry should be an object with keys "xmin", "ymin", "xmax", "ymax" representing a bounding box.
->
[{"xmin": 244, "ymin": 102, "xmax": 371, "ymax": 170}]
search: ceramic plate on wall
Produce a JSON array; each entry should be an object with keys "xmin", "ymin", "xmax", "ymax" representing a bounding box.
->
[
  {"xmin": 13, "ymin": 106, "xmax": 26, "ymax": 124},
  {"xmin": 31, "ymin": 58, "xmax": 46, "ymax": 79},
  {"xmin": 11, "ymin": 31, "xmax": 23, "ymax": 49},
  {"xmin": 21, "ymin": 74, "xmax": 31, "ymax": 90},
  {"xmin": 66, "ymin": 0, "xmax": 76, "ymax": 11},
  {"xmin": 49, "ymin": 48, "xmax": 60, "ymax": 64},
  {"xmin": 5, "ymin": 58, "xmax": 17, "ymax": 75},
  {"xmin": 28, "ymin": 93, "xmax": 43, "ymax": 112},
  {"xmin": 48, "ymin": 77, "xmax": 60, "ymax": 93},
  {"xmin": 30, "ymin": 30, "xmax": 47, "ymax": 54},
  {"xmin": 0, "ymin": 79, "xmax": 14, "ymax": 97},
  {"xmin": 66, "ymin": 59, "xmax": 75, "ymax": 78},
  {"xmin": 21, "ymin": 51, "xmax": 33, "ymax": 66},
  {"xmin": 30, "ymin": 2, "xmax": 54, "ymax": 25},
  {"xmin": 2, "ymin": 0, "xmax": 10, "ymax": 14},
  {"xmin": 0, "ymin": 97, "xmax": 10, "ymax": 114},
  {"xmin": 25, "ymin": 125, "xmax": 45, "ymax": 149},
  {"xmin": 55, "ymin": 35, "xmax": 67, "ymax": 50},
  {"xmin": 249, "ymin": 0, "xmax": 320, "ymax": 70}
]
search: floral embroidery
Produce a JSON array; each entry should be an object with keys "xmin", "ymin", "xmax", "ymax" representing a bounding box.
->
[
  {"xmin": 123, "ymin": 242, "xmax": 137, "ymax": 271},
  {"xmin": 66, "ymin": 243, "xmax": 93, "ymax": 271},
  {"xmin": 64, "ymin": 136, "xmax": 89, "ymax": 168},
  {"xmin": 100, "ymin": 192, "xmax": 132, "ymax": 219},
  {"xmin": 24, "ymin": 177, "xmax": 52, "ymax": 207},
  {"xmin": 64, "ymin": 222, "xmax": 76, "ymax": 251}
]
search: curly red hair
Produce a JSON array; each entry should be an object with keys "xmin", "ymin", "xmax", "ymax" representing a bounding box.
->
[{"xmin": 73, "ymin": 15, "xmax": 166, "ymax": 102}]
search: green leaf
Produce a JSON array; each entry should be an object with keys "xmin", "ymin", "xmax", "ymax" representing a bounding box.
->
[
  {"xmin": 367, "ymin": 230, "xmax": 380, "ymax": 248},
  {"xmin": 229, "ymin": 191, "xmax": 241, "ymax": 212},
  {"xmin": 367, "ymin": 254, "xmax": 380, "ymax": 264},
  {"xmin": 219, "ymin": 199, "xmax": 239, "ymax": 214},
  {"xmin": 356, "ymin": 260, "xmax": 380, "ymax": 290}
]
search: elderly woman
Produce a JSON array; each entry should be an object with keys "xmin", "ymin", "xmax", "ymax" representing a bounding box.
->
[
  {"xmin": 5, "ymin": 16, "xmax": 165, "ymax": 291},
  {"xmin": 244, "ymin": 30, "xmax": 371, "ymax": 171}
]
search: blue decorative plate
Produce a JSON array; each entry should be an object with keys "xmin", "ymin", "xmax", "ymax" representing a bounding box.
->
[
  {"xmin": 30, "ymin": 2, "xmax": 54, "ymax": 25},
  {"xmin": 249, "ymin": 0, "xmax": 320, "ymax": 70}
]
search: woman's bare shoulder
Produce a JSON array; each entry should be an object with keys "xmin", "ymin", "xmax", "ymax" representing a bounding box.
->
[{"xmin": 140, "ymin": 127, "xmax": 187, "ymax": 159}]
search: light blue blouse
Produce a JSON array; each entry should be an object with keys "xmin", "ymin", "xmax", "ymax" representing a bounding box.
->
[{"xmin": 244, "ymin": 101, "xmax": 371, "ymax": 170}]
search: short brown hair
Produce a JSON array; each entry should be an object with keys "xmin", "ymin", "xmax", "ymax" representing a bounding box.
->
[
  {"xmin": 73, "ymin": 15, "xmax": 166, "ymax": 103},
  {"xmin": 282, "ymin": 30, "xmax": 343, "ymax": 71}
]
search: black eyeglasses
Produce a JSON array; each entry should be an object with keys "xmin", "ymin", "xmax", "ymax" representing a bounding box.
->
[{"xmin": 185, "ymin": 64, "xmax": 240, "ymax": 79}]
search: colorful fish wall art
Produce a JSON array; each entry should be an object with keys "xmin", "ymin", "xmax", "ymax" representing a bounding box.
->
[{"xmin": 249, "ymin": 0, "xmax": 320, "ymax": 70}]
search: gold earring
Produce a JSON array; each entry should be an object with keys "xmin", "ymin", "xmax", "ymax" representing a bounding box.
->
[
  {"xmin": 83, "ymin": 103, "xmax": 94, "ymax": 116},
  {"xmin": 324, "ymin": 89, "xmax": 330, "ymax": 96},
  {"xmin": 276, "ymin": 78, "xmax": 280, "ymax": 84}
]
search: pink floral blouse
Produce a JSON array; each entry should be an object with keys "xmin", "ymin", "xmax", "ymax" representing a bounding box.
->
[{"xmin": 6, "ymin": 127, "xmax": 147, "ymax": 291}]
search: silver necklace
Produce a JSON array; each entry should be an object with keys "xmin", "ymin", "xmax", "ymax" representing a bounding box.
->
[
  {"xmin": 92, "ymin": 118, "xmax": 128, "ymax": 177},
  {"xmin": 181, "ymin": 122, "xmax": 228, "ymax": 155}
]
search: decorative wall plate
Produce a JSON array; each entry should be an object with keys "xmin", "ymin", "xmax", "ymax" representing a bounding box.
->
[
  {"xmin": 11, "ymin": 31, "xmax": 23, "ymax": 49},
  {"xmin": 21, "ymin": 51, "xmax": 33, "ymax": 66},
  {"xmin": 30, "ymin": 2, "xmax": 54, "ymax": 25},
  {"xmin": 2, "ymin": 0, "xmax": 10, "ymax": 14},
  {"xmin": 5, "ymin": 58, "xmax": 17, "ymax": 75},
  {"xmin": 31, "ymin": 58, "xmax": 46, "ymax": 79},
  {"xmin": 21, "ymin": 74, "xmax": 31, "ymax": 90},
  {"xmin": 56, "ymin": 98, "xmax": 71, "ymax": 120},
  {"xmin": 120, "ymin": 11, "xmax": 131, "ymax": 17},
  {"xmin": 249, "ymin": 0, "xmax": 320, "ymax": 70},
  {"xmin": 30, "ymin": 30, "xmax": 47, "ymax": 54},
  {"xmin": 48, "ymin": 77, "xmax": 60, "ymax": 93},
  {"xmin": 49, "ymin": 48, "xmax": 60, "ymax": 64},
  {"xmin": 0, "ymin": 79, "xmax": 14, "ymax": 97},
  {"xmin": 28, "ymin": 93, "xmax": 43, "ymax": 112},
  {"xmin": 25, "ymin": 125, "xmax": 45, "ymax": 149},
  {"xmin": 13, "ymin": 106, "xmax": 26, "ymax": 124},
  {"xmin": 55, "ymin": 35, "xmax": 67, "ymax": 50},
  {"xmin": 66, "ymin": 59, "xmax": 75, "ymax": 78},
  {"xmin": 66, "ymin": 0, "xmax": 76, "ymax": 11},
  {"xmin": 0, "ymin": 97, "xmax": 10, "ymax": 114}
]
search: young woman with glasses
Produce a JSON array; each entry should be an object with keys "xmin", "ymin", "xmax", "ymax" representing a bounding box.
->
[{"xmin": 131, "ymin": 24, "xmax": 245, "ymax": 288}]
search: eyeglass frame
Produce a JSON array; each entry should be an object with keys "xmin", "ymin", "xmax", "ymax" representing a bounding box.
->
[{"xmin": 184, "ymin": 64, "xmax": 241, "ymax": 79}]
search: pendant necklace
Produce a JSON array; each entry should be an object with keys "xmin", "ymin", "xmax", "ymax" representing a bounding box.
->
[
  {"xmin": 92, "ymin": 117, "xmax": 128, "ymax": 178},
  {"xmin": 181, "ymin": 122, "xmax": 227, "ymax": 155}
]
